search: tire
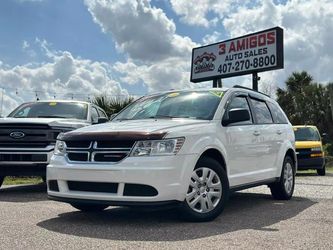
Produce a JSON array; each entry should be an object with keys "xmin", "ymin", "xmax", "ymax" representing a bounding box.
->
[
  {"xmin": 70, "ymin": 203, "xmax": 109, "ymax": 212},
  {"xmin": 270, "ymin": 155, "xmax": 295, "ymax": 200},
  {"xmin": 0, "ymin": 176, "xmax": 4, "ymax": 188},
  {"xmin": 317, "ymin": 165, "xmax": 326, "ymax": 176},
  {"xmin": 180, "ymin": 157, "xmax": 229, "ymax": 222}
]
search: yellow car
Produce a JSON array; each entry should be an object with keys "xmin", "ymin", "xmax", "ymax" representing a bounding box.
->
[{"xmin": 293, "ymin": 125, "xmax": 326, "ymax": 175}]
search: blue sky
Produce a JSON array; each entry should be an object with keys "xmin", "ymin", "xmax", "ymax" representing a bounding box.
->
[{"xmin": 0, "ymin": 0, "xmax": 332, "ymax": 114}]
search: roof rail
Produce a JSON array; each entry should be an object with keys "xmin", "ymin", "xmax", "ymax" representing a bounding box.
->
[{"xmin": 232, "ymin": 85, "xmax": 271, "ymax": 97}]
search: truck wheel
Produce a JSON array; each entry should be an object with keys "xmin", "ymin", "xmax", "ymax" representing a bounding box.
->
[
  {"xmin": 180, "ymin": 157, "xmax": 229, "ymax": 222},
  {"xmin": 70, "ymin": 203, "xmax": 108, "ymax": 212},
  {"xmin": 0, "ymin": 176, "xmax": 4, "ymax": 188},
  {"xmin": 317, "ymin": 165, "xmax": 326, "ymax": 176},
  {"xmin": 270, "ymin": 155, "xmax": 295, "ymax": 200}
]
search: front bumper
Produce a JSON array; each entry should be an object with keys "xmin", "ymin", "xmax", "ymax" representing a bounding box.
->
[
  {"xmin": 297, "ymin": 157, "xmax": 325, "ymax": 170},
  {"xmin": 0, "ymin": 147, "xmax": 54, "ymax": 176},
  {"xmin": 47, "ymin": 154, "xmax": 197, "ymax": 204}
]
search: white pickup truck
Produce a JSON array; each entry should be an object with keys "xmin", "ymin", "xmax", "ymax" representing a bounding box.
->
[{"xmin": 0, "ymin": 100, "xmax": 108, "ymax": 188}]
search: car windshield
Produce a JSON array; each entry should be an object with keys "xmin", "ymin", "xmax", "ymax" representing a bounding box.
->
[
  {"xmin": 294, "ymin": 127, "xmax": 320, "ymax": 141},
  {"xmin": 114, "ymin": 90, "xmax": 225, "ymax": 121},
  {"xmin": 8, "ymin": 102, "xmax": 88, "ymax": 120}
]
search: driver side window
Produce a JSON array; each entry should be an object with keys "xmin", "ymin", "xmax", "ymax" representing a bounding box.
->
[{"xmin": 223, "ymin": 96, "xmax": 253, "ymax": 125}]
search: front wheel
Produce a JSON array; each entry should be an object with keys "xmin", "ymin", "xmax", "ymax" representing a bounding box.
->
[
  {"xmin": 180, "ymin": 157, "xmax": 229, "ymax": 222},
  {"xmin": 270, "ymin": 155, "xmax": 295, "ymax": 200},
  {"xmin": 317, "ymin": 165, "xmax": 326, "ymax": 176},
  {"xmin": 70, "ymin": 203, "xmax": 109, "ymax": 212}
]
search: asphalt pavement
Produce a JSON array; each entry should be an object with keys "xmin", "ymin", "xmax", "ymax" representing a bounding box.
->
[{"xmin": 0, "ymin": 173, "xmax": 332, "ymax": 249}]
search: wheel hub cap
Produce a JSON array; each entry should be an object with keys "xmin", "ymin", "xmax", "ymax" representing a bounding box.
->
[{"xmin": 185, "ymin": 167, "xmax": 222, "ymax": 213}]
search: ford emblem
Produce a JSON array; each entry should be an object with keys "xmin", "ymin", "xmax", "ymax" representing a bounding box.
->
[{"xmin": 9, "ymin": 131, "xmax": 26, "ymax": 139}]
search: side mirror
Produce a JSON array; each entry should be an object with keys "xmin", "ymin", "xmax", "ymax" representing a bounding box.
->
[
  {"xmin": 109, "ymin": 113, "xmax": 118, "ymax": 121},
  {"xmin": 96, "ymin": 117, "xmax": 108, "ymax": 124},
  {"xmin": 223, "ymin": 108, "xmax": 250, "ymax": 126}
]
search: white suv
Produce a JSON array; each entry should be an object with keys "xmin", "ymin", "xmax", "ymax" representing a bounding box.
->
[{"xmin": 47, "ymin": 86, "xmax": 296, "ymax": 221}]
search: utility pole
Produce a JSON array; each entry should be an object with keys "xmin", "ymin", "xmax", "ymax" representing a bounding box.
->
[
  {"xmin": 252, "ymin": 72, "xmax": 260, "ymax": 91},
  {"xmin": 212, "ymin": 78, "xmax": 222, "ymax": 88}
]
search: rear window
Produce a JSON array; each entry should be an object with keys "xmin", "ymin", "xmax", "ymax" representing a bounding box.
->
[
  {"xmin": 267, "ymin": 102, "xmax": 288, "ymax": 124},
  {"xmin": 250, "ymin": 98, "xmax": 273, "ymax": 124}
]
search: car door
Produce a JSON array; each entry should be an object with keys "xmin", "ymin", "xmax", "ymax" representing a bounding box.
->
[
  {"xmin": 222, "ymin": 93, "xmax": 260, "ymax": 187},
  {"xmin": 248, "ymin": 97, "xmax": 277, "ymax": 180}
]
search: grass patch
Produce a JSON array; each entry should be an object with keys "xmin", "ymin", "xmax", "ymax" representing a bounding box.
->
[
  {"xmin": 297, "ymin": 166, "xmax": 333, "ymax": 174},
  {"xmin": 3, "ymin": 177, "xmax": 43, "ymax": 185}
]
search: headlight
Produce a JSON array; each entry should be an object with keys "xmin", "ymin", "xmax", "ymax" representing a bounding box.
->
[
  {"xmin": 130, "ymin": 138, "xmax": 185, "ymax": 157},
  {"xmin": 311, "ymin": 147, "xmax": 322, "ymax": 152},
  {"xmin": 54, "ymin": 140, "xmax": 66, "ymax": 156}
]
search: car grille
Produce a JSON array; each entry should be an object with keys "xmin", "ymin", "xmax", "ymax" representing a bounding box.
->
[
  {"xmin": 65, "ymin": 140, "xmax": 134, "ymax": 163},
  {"xmin": 0, "ymin": 123, "xmax": 61, "ymax": 148}
]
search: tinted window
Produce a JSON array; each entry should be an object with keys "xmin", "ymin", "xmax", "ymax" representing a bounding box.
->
[
  {"xmin": 8, "ymin": 102, "xmax": 88, "ymax": 120},
  {"xmin": 267, "ymin": 102, "xmax": 288, "ymax": 124},
  {"xmin": 114, "ymin": 91, "xmax": 225, "ymax": 121},
  {"xmin": 223, "ymin": 96, "xmax": 252, "ymax": 124},
  {"xmin": 250, "ymin": 99, "xmax": 273, "ymax": 124},
  {"xmin": 294, "ymin": 127, "xmax": 320, "ymax": 141}
]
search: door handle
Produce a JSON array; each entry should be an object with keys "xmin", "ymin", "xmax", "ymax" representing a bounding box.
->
[
  {"xmin": 253, "ymin": 131, "xmax": 261, "ymax": 136},
  {"xmin": 276, "ymin": 130, "xmax": 282, "ymax": 135}
]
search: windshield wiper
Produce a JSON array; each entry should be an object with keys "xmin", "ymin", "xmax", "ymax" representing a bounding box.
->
[
  {"xmin": 36, "ymin": 115, "xmax": 67, "ymax": 118},
  {"xmin": 148, "ymin": 115, "xmax": 175, "ymax": 119}
]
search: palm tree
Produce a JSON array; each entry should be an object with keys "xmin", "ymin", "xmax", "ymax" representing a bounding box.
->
[{"xmin": 92, "ymin": 95, "xmax": 134, "ymax": 117}]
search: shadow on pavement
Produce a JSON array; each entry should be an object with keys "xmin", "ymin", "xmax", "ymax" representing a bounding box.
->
[
  {"xmin": 0, "ymin": 183, "xmax": 47, "ymax": 202},
  {"xmin": 37, "ymin": 192, "xmax": 316, "ymax": 241}
]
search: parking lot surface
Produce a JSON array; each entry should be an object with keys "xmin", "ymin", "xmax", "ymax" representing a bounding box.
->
[{"xmin": 0, "ymin": 173, "xmax": 332, "ymax": 250}]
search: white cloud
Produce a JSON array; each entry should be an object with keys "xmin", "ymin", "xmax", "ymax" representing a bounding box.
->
[
  {"xmin": 85, "ymin": 0, "xmax": 196, "ymax": 62},
  {"xmin": 22, "ymin": 40, "xmax": 30, "ymax": 50},
  {"xmin": 170, "ymin": 0, "xmax": 252, "ymax": 27},
  {"xmin": 202, "ymin": 31, "xmax": 221, "ymax": 45},
  {"xmin": 170, "ymin": 0, "xmax": 333, "ymax": 89},
  {"xmin": 0, "ymin": 42, "xmax": 129, "ymax": 116},
  {"xmin": 84, "ymin": 0, "xmax": 198, "ymax": 92},
  {"xmin": 113, "ymin": 58, "xmax": 193, "ymax": 92},
  {"xmin": 222, "ymin": 0, "xmax": 333, "ymax": 86}
]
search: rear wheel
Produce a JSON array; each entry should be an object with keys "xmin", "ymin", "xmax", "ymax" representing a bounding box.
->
[
  {"xmin": 317, "ymin": 165, "xmax": 326, "ymax": 176},
  {"xmin": 270, "ymin": 156, "xmax": 295, "ymax": 200},
  {"xmin": 0, "ymin": 176, "xmax": 4, "ymax": 188},
  {"xmin": 70, "ymin": 203, "xmax": 108, "ymax": 212},
  {"xmin": 180, "ymin": 157, "xmax": 229, "ymax": 222}
]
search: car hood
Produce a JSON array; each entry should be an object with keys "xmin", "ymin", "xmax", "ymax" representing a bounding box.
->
[
  {"xmin": 0, "ymin": 117, "xmax": 89, "ymax": 129},
  {"xmin": 79, "ymin": 119, "xmax": 209, "ymax": 133}
]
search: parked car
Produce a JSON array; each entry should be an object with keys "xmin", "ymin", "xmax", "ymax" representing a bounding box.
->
[
  {"xmin": 0, "ymin": 100, "xmax": 108, "ymax": 188},
  {"xmin": 293, "ymin": 125, "xmax": 325, "ymax": 175},
  {"xmin": 47, "ymin": 86, "xmax": 296, "ymax": 221}
]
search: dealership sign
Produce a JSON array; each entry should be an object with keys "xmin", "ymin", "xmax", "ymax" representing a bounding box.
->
[{"xmin": 190, "ymin": 27, "xmax": 283, "ymax": 82}]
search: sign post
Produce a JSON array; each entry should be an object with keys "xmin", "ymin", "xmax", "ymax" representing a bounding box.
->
[{"xmin": 191, "ymin": 27, "xmax": 284, "ymax": 90}]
